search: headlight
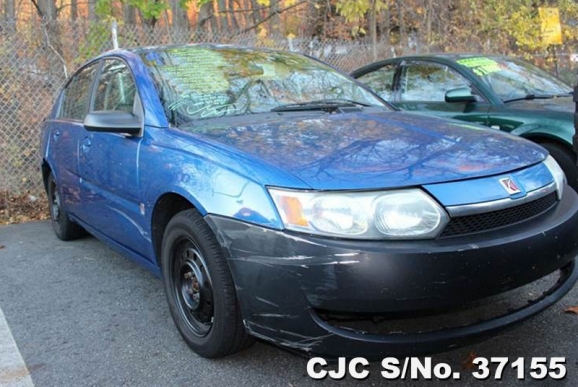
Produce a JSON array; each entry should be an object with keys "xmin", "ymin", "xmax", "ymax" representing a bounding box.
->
[
  {"xmin": 543, "ymin": 155, "xmax": 566, "ymax": 199},
  {"xmin": 268, "ymin": 188, "xmax": 449, "ymax": 239},
  {"xmin": 373, "ymin": 191, "xmax": 445, "ymax": 238}
]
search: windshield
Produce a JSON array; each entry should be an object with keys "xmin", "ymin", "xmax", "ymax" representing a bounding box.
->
[
  {"xmin": 140, "ymin": 45, "xmax": 386, "ymax": 124},
  {"xmin": 456, "ymin": 56, "xmax": 572, "ymax": 102}
]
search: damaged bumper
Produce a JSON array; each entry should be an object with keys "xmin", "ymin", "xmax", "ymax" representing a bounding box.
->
[{"xmin": 205, "ymin": 187, "xmax": 578, "ymax": 358}]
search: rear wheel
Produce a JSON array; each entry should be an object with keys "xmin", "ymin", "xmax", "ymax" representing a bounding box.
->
[
  {"xmin": 161, "ymin": 209, "xmax": 253, "ymax": 358},
  {"xmin": 540, "ymin": 142, "xmax": 578, "ymax": 192},
  {"xmin": 47, "ymin": 172, "xmax": 85, "ymax": 241}
]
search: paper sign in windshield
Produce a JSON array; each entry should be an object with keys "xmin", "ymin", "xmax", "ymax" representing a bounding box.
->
[
  {"xmin": 161, "ymin": 49, "xmax": 230, "ymax": 94},
  {"xmin": 457, "ymin": 57, "xmax": 501, "ymax": 77}
]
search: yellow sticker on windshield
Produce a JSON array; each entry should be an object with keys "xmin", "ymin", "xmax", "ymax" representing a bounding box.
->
[
  {"xmin": 162, "ymin": 48, "xmax": 230, "ymax": 93},
  {"xmin": 457, "ymin": 57, "xmax": 501, "ymax": 77}
]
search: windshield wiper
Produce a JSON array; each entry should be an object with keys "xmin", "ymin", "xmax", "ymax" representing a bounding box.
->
[
  {"xmin": 555, "ymin": 92, "xmax": 574, "ymax": 97},
  {"xmin": 503, "ymin": 94, "xmax": 557, "ymax": 103},
  {"xmin": 271, "ymin": 99, "xmax": 369, "ymax": 113}
]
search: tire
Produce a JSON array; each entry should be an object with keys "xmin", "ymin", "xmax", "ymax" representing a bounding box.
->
[
  {"xmin": 47, "ymin": 172, "xmax": 85, "ymax": 241},
  {"xmin": 161, "ymin": 209, "xmax": 254, "ymax": 358},
  {"xmin": 540, "ymin": 142, "xmax": 578, "ymax": 193}
]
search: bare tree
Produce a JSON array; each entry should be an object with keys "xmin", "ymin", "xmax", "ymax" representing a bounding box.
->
[
  {"xmin": 124, "ymin": 2, "xmax": 137, "ymax": 25},
  {"xmin": 169, "ymin": 0, "xmax": 189, "ymax": 30},
  {"xmin": 305, "ymin": 0, "xmax": 328, "ymax": 37},
  {"xmin": 368, "ymin": 0, "xmax": 377, "ymax": 59},
  {"xmin": 228, "ymin": 0, "xmax": 239, "ymax": 31},
  {"xmin": 4, "ymin": 0, "xmax": 15, "ymax": 21},
  {"xmin": 267, "ymin": 0, "xmax": 281, "ymax": 34},
  {"xmin": 197, "ymin": 0, "xmax": 217, "ymax": 34},
  {"xmin": 31, "ymin": 0, "xmax": 57, "ymax": 19},
  {"xmin": 88, "ymin": 0, "xmax": 97, "ymax": 21},
  {"xmin": 216, "ymin": 0, "xmax": 229, "ymax": 31},
  {"xmin": 70, "ymin": 0, "xmax": 77, "ymax": 21},
  {"xmin": 30, "ymin": 0, "xmax": 64, "ymax": 57},
  {"xmin": 249, "ymin": 0, "xmax": 263, "ymax": 26}
]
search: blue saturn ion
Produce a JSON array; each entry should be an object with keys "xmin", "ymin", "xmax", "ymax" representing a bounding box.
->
[{"xmin": 40, "ymin": 44, "xmax": 578, "ymax": 359}]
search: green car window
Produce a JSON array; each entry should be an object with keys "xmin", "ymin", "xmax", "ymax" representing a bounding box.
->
[
  {"xmin": 457, "ymin": 56, "xmax": 572, "ymax": 101},
  {"xmin": 356, "ymin": 64, "xmax": 397, "ymax": 101},
  {"xmin": 400, "ymin": 62, "xmax": 472, "ymax": 102}
]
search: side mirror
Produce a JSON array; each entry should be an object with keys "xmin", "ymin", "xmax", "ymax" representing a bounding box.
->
[
  {"xmin": 83, "ymin": 111, "xmax": 142, "ymax": 135},
  {"xmin": 445, "ymin": 87, "xmax": 477, "ymax": 103}
]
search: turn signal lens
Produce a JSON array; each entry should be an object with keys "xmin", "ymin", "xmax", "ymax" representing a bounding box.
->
[{"xmin": 277, "ymin": 196, "xmax": 309, "ymax": 227}]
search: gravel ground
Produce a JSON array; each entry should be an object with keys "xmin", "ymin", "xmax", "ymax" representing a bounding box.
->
[{"xmin": 1, "ymin": 221, "xmax": 577, "ymax": 387}]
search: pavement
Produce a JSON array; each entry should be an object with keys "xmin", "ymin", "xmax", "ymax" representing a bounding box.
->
[{"xmin": 0, "ymin": 221, "xmax": 577, "ymax": 387}]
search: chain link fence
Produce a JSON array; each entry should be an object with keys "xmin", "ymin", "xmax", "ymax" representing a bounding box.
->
[{"xmin": 1, "ymin": 20, "xmax": 577, "ymax": 222}]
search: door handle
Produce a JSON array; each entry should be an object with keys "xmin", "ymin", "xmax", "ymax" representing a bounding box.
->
[
  {"xmin": 81, "ymin": 137, "xmax": 92, "ymax": 152},
  {"xmin": 53, "ymin": 130, "xmax": 61, "ymax": 141}
]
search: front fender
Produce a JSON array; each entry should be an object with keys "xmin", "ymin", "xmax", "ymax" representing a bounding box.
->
[
  {"xmin": 140, "ymin": 140, "xmax": 283, "ymax": 231},
  {"xmin": 512, "ymin": 123, "xmax": 573, "ymax": 148}
]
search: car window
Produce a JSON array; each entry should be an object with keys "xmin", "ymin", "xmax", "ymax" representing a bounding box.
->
[
  {"xmin": 58, "ymin": 63, "xmax": 98, "ymax": 120},
  {"xmin": 93, "ymin": 59, "xmax": 137, "ymax": 113},
  {"xmin": 456, "ymin": 56, "xmax": 572, "ymax": 101},
  {"xmin": 356, "ymin": 64, "xmax": 397, "ymax": 101},
  {"xmin": 400, "ymin": 62, "xmax": 472, "ymax": 102}
]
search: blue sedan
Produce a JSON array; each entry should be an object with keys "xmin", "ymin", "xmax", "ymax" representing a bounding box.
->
[{"xmin": 40, "ymin": 44, "xmax": 578, "ymax": 359}]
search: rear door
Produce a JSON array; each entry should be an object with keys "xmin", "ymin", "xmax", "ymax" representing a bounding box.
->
[{"xmin": 46, "ymin": 62, "xmax": 99, "ymax": 222}]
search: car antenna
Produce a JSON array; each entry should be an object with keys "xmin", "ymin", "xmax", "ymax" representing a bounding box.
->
[{"xmin": 111, "ymin": 20, "xmax": 119, "ymax": 50}]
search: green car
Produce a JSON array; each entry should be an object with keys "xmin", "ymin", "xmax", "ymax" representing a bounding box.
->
[{"xmin": 351, "ymin": 54, "xmax": 577, "ymax": 190}]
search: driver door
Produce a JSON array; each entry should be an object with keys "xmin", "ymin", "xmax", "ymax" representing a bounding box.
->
[
  {"xmin": 394, "ymin": 61, "xmax": 490, "ymax": 125},
  {"xmin": 78, "ymin": 58, "xmax": 149, "ymax": 257}
]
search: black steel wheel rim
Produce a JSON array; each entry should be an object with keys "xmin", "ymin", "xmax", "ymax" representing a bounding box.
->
[
  {"xmin": 50, "ymin": 180, "xmax": 61, "ymax": 223},
  {"xmin": 172, "ymin": 237, "xmax": 214, "ymax": 337}
]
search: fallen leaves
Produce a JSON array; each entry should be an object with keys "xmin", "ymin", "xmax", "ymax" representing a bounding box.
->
[
  {"xmin": 1, "ymin": 191, "xmax": 49, "ymax": 225},
  {"xmin": 563, "ymin": 306, "xmax": 578, "ymax": 315},
  {"xmin": 462, "ymin": 351, "xmax": 478, "ymax": 370}
]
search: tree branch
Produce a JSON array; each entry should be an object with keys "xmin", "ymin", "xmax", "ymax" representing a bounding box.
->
[
  {"xmin": 29, "ymin": 0, "xmax": 44, "ymax": 18},
  {"xmin": 55, "ymin": 1, "xmax": 96, "ymax": 13},
  {"xmin": 237, "ymin": 0, "xmax": 309, "ymax": 34},
  {"xmin": 217, "ymin": 5, "xmax": 268, "ymax": 13},
  {"xmin": 42, "ymin": 24, "xmax": 68, "ymax": 78}
]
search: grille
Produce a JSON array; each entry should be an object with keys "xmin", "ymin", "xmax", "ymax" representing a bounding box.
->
[{"xmin": 440, "ymin": 192, "xmax": 558, "ymax": 238}]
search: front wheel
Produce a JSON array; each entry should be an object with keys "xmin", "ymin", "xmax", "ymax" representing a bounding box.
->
[{"xmin": 161, "ymin": 209, "xmax": 253, "ymax": 358}]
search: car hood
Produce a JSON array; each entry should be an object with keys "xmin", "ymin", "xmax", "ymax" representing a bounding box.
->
[
  {"xmin": 506, "ymin": 96, "xmax": 574, "ymax": 113},
  {"xmin": 183, "ymin": 111, "xmax": 547, "ymax": 190}
]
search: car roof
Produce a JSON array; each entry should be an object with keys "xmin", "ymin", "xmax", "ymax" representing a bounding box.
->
[
  {"xmin": 387, "ymin": 53, "xmax": 511, "ymax": 62},
  {"xmin": 350, "ymin": 53, "xmax": 515, "ymax": 76},
  {"xmin": 95, "ymin": 43, "xmax": 286, "ymax": 60}
]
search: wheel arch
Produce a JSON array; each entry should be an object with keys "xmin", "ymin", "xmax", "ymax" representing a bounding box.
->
[
  {"xmin": 522, "ymin": 133, "xmax": 573, "ymax": 154},
  {"xmin": 41, "ymin": 159, "xmax": 53, "ymax": 193},
  {"xmin": 151, "ymin": 192, "xmax": 199, "ymax": 267}
]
